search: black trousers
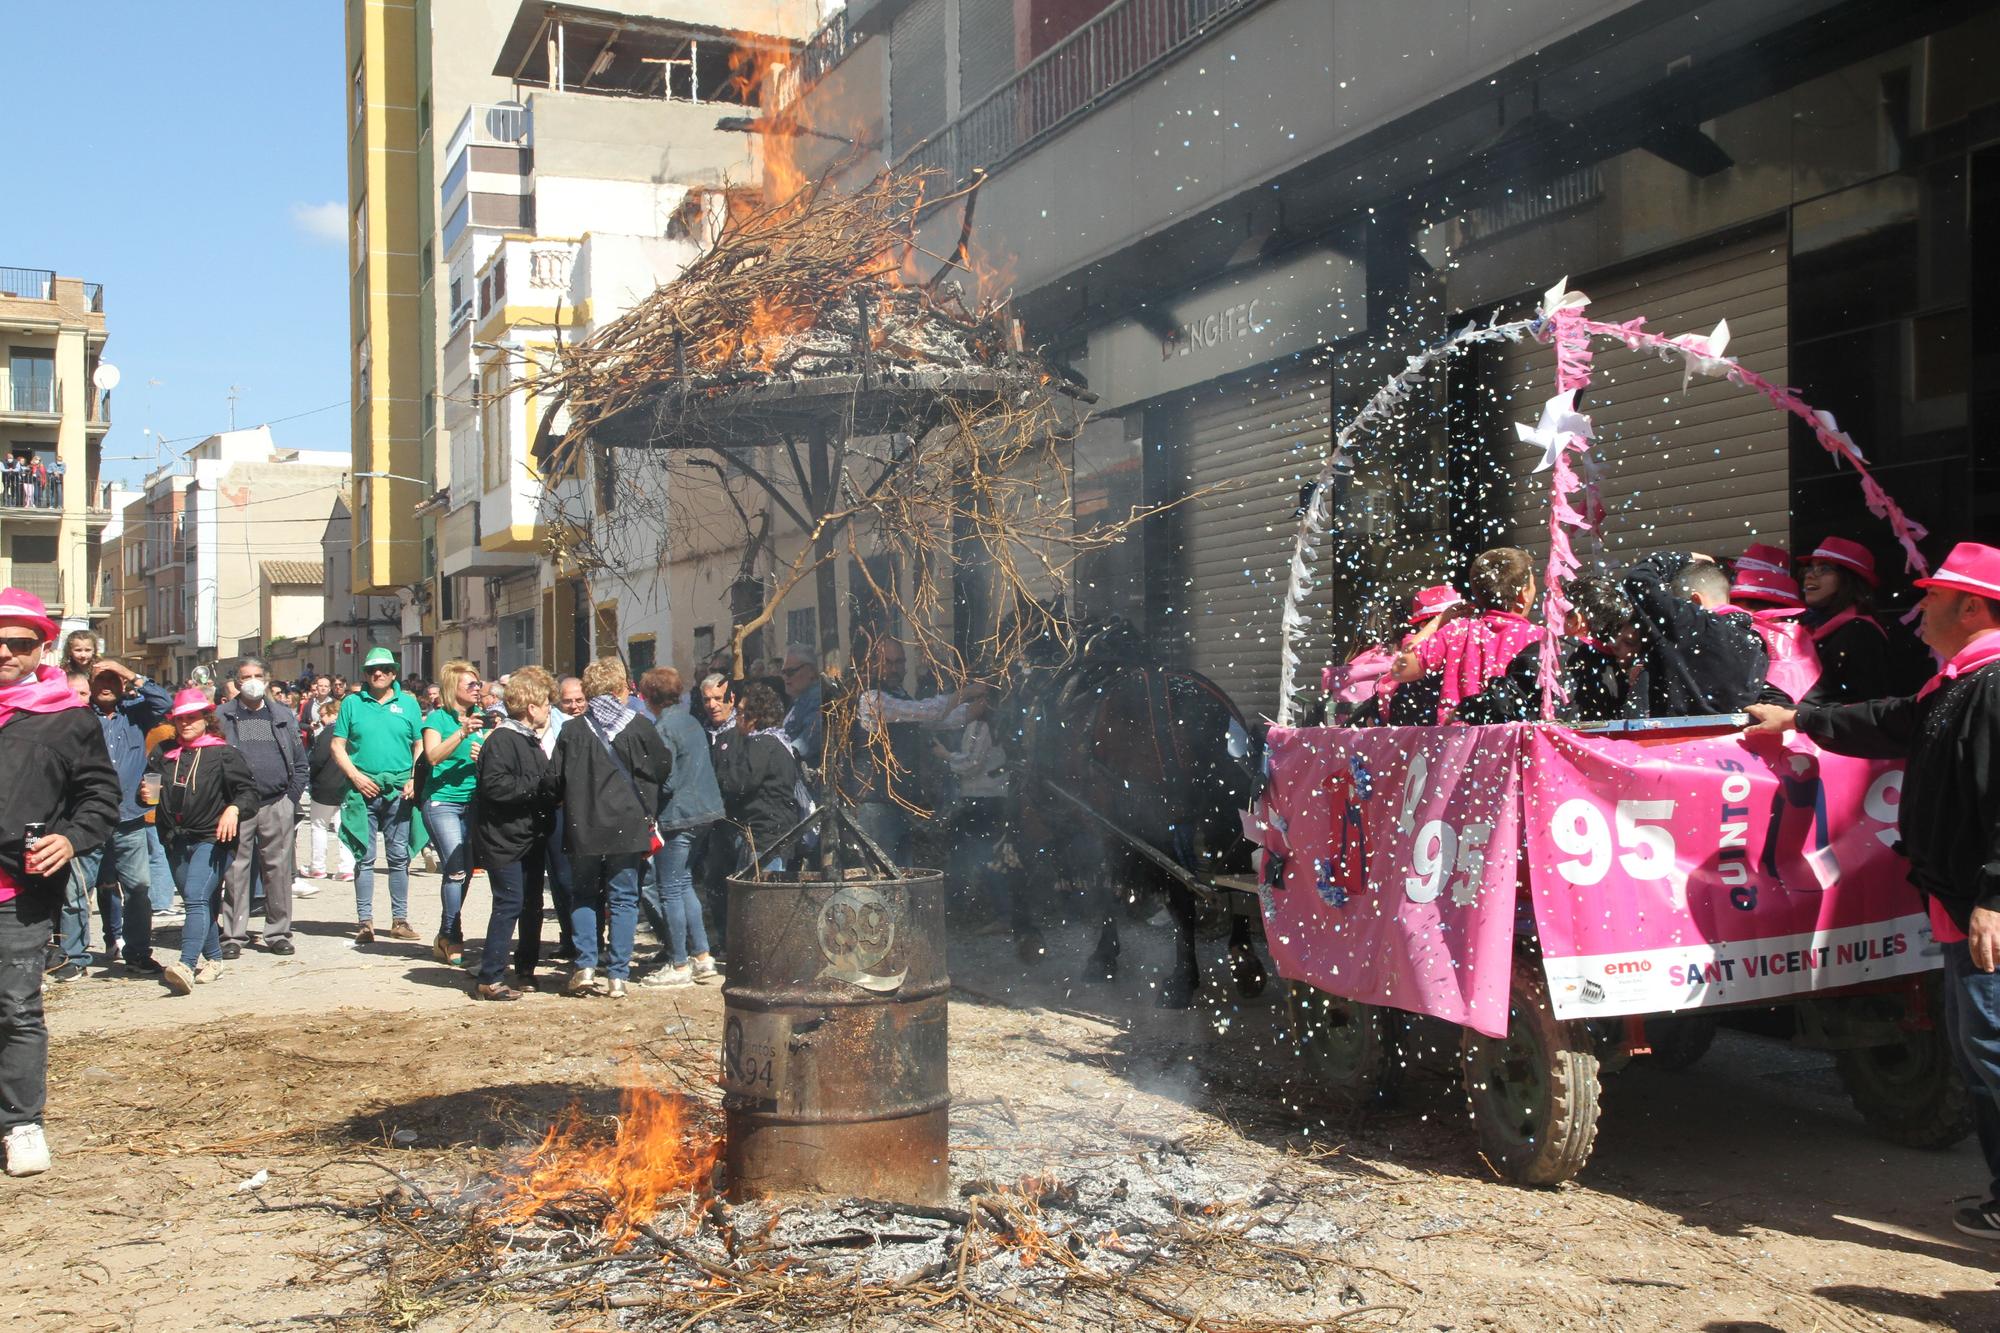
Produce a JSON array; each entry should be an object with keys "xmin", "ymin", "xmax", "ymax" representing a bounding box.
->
[
  {"xmin": 0, "ymin": 889, "xmax": 57, "ymax": 1130},
  {"xmin": 481, "ymin": 851, "xmax": 547, "ymax": 986}
]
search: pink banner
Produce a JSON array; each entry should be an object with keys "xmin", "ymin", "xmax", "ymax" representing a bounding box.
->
[
  {"xmin": 1523, "ymin": 729, "xmax": 1936, "ymax": 1019},
  {"xmin": 1258, "ymin": 725, "xmax": 1525, "ymax": 1038}
]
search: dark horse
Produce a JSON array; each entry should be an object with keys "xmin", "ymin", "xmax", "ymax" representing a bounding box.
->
[{"xmin": 1004, "ymin": 619, "xmax": 1269, "ymax": 1008}]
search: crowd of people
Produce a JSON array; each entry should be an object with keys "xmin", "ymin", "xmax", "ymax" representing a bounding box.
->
[{"xmin": 1, "ymin": 453, "xmax": 64, "ymax": 510}]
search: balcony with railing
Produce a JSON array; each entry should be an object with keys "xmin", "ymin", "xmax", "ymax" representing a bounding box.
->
[
  {"xmin": 905, "ymin": 0, "xmax": 1261, "ymax": 184},
  {"xmin": 0, "ymin": 267, "xmax": 54, "ymax": 300},
  {"xmin": 0, "ymin": 268, "xmax": 106, "ymax": 321}
]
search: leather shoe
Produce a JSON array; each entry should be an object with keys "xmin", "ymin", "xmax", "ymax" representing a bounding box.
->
[
  {"xmin": 266, "ymin": 939, "xmax": 296, "ymax": 956},
  {"xmin": 220, "ymin": 943, "xmax": 242, "ymax": 961}
]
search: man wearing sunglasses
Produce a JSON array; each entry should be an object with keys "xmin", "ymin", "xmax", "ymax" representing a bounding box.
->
[{"xmin": 0, "ymin": 588, "xmax": 120, "ymax": 1177}]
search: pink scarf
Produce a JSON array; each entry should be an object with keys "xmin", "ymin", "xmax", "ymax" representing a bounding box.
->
[
  {"xmin": 1416, "ymin": 610, "xmax": 1539, "ymax": 720},
  {"xmin": 1915, "ymin": 630, "xmax": 2000, "ymax": 702},
  {"xmin": 1808, "ymin": 605, "xmax": 1885, "ymax": 645},
  {"xmin": 163, "ymin": 733, "xmax": 226, "ymax": 760},
  {"xmin": 1747, "ymin": 607, "xmax": 1820, "ymax": 701},
  {"xmin": 0, "ymin": 663, "xmax": 85, "ymax": 901},
  {"xmin": 0, "ymin": 662, "xmax": 82, "ymax": 729}
]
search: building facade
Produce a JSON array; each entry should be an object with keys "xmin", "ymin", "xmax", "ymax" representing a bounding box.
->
[
  {"xmin": 0, "ymin": 267, "xmax": 113, "ymax": 631},
  {"xmin": 346, "ymin": 0, "xmax": 819, "ymax": 682},
  {"xmin": 776, "ymin": 0, "xmax": 2000, "ymax": 716}
]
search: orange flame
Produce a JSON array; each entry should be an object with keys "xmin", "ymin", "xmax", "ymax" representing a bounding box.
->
[
  {"xmin": 726, "ymin": 38, "xmax": 809, "ymax": 207},
  {"xmin": 497, "ymin": 1081, "xmax": 719, "ymax": 1248}
]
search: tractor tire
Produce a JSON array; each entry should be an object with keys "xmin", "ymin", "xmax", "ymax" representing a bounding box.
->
[
  {"xmin": 1286, "ymin": 981, "xmax": 1394, "ymax": 1105},
  {"xmin": 1834, "ymin": 992, "xmax": 1974, "ymax": 1151},
  {"xmin": 1640, "ymin": 1013, "xmax": 1721, "ymax": 1071},
  {"xmin": 1460, "ymin": 956, "xmax": 1601, "ymax": 1186}
]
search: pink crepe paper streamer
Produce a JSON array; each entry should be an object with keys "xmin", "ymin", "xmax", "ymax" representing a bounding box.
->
[
  {"xmin": 1558, "ymin": 316, "xmax": 1932, "ymax": 580},
  {"xmin": 1536, "ymin": 307, "xmax": 1600, "ymax": 719}
]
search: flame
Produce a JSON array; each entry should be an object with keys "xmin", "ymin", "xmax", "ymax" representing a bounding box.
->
[
  {"xmin": 497, "ymin": 1080, "xmax": 718, "ymax": 1248},
  {"xmin": 726, "ymin": 38, "xmax": 809, "ymax": 207}
]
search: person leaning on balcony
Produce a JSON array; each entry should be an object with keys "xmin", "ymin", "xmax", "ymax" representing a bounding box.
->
[
  {"xmin": 331, "ymin": 646, "xmax": 428, "ymax": 945},
  {"xmin": 548, "ymin": 656, "xmax": 671, "ymax": 1000},
  {"xmin": 49, "ymin": 458, "xmax": 62, "ymax": 509},
  {"xmin": 1745, "ymin": 541, "xmax": 2000, "ymax": 1243},
  {"xmin": 0, "ymin": 588, "xmax": 119, "ymax": 1178},
  {"xmin": 470, "ymin": 665, "xmax": 559, "ymax": 1000}
]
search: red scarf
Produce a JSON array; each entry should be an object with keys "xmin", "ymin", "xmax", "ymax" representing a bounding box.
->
[
  {"xmin": 1916, "ymin": 630, "xmax": 2000, "ymax": 701},
  {"xmin": 0, "ymin": 662, "xmax": 83, "ymax": 729}
]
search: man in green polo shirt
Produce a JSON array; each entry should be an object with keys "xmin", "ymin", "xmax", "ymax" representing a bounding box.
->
[{"xmin": 331, "ymin": 647, "xmax": 424, "ymax": 943}]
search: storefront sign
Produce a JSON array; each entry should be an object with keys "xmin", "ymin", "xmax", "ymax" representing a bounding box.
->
[{"xmin": 1080, "ymin": 247, "xmax": 1364, "ymax": 410}]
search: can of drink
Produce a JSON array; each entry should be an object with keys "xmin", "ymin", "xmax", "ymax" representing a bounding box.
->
[{"xmin": 23, "ymin": 820, "xmax": 47, "ymax": 849}]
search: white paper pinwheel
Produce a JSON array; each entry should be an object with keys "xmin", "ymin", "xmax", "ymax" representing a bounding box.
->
[
  {"xmin": 1541, "ymin": 275, "xmax": 1592, "ymax": 317},
  {"xmin": 1671, "ymin": 319, "xmax": 1732, "ymax": 388},
  {"xmin": 1517, "ymin": 389, "xmax": 1595, "ymax": 474}
]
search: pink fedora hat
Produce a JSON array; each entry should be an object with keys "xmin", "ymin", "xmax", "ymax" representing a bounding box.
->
[
  {"xmin": 1732, "ymin": 565, "xmax": 1803, "ymax": 608},
  {"xmin": 1407, "ymin": 584, "xmax": 1464, "ymax": 625},
  {"xmin": 0, "ymin": 587, "xmax": 59, "ymax": 642},
  {"xmin": 167, "ymin": 687, "xmax": 215, "ymax": 719},
  {"xmin": 1804, "ymin": 536, "xmax": 1878, "ymax": 587},
  {"xmin": 1734, "ymin": 542, "xmax": 1792, "ymax": 576},
  {"xmin": 1914, "ymin": 542, "xmax": 2000, "ymax": 601}
]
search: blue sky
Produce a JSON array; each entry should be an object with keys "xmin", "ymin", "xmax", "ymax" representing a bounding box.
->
[{"xmin": 9, "ymin": 3, "xmax": 350, "ymax": 488}]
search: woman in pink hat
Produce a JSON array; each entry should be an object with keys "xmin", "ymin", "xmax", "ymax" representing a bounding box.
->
[
  {"xmin": 146, "ymin": 689, "xmax": 260, "ymax": 995},
  {"xmin": 1334, "ymin": 583, "xmax": 1465, "ymax": 726},
  {"xmin": 1730, "ymin": 557, "xmax": 1820, "ymax": 702},
  {"xmin": 1797, "ymin": 536, "xmax": 1908, "ymax": 704}
]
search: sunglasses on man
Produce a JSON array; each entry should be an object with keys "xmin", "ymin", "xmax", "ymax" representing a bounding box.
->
[{"xmin": 0, "ymin": 634, "xmax": 44, "ymax": 656}]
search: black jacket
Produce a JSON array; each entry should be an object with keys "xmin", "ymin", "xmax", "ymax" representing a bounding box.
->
[
  {"xmin": 307, "ymin": 727, "xmax": 351, "ymax": 806},
  {"xmin": 0, "ymin": 705, "xmax": 119, "ymax": 905},
  {"xmin": 713, "ymin": 729, "xmax": 803, "ymax": 857},
  {"xmin": 1456, "ymin": 640, "xmax": 1629, "ymax": 725},
  {"xmin": 1800, "ymin": 612, "xmax": 1913, "ymax": 706},
  {"xmin": 147, "ymin": 740, "xmax": 263, "ymax": 846},
  {"xmin": 1797, "ymin": 662, "xmax": 2000, "ymax": 933},
  {"xmin": 550, "ymin": 715, "xmax": 671, "ymax": 856},
  {"xmin": 473, "ymin": 726, "xmax": 555, "ymax": 865},
  {"xmin": 1622, "ymin": 552, "xmax": 1770, "ymax": 715}
]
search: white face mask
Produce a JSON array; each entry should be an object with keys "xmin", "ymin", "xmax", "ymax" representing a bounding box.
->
[{"xmin": 239, "ymin": 677, "xmax": 268, "ymax": 702}]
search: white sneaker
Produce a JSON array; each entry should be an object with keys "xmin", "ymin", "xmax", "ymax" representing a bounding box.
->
[
  {"xmin": 689, "ymin": 955, "xmax": 720, "ymax": 983},
  {"xmin": 291, "ymin": 878, "xmax": 321, "ymax": 899},
  {"xmin": 641, "ymin": 964, "xmax": 694, "ymax": 989},
  {"xmin": 4, "ymin": 1122, "xmax": 50, "ymax": 1177},
  {"xmin": 194, "ymin": 957, "xmax": 225, "ymax": 985}
]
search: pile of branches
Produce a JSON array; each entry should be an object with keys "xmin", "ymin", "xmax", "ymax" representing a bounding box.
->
[{"xmin": 531, "ymin": 168, "xmax": 1050, "ymax": 478}]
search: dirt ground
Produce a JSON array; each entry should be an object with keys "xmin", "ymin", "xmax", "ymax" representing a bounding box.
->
[{"xmin": 3, "ymin": 862, "xmax": 1997, "ymax": 1333}]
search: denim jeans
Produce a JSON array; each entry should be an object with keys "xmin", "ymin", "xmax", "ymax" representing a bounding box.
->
[
  {"xmin": 145, "ymin": 824, "xmax": 175, "ymax": 913},
  {"xmin": 946, "ymin": 799, "xmax": 1020, "ymax": 929},
  {"xmin": 481, "ymin": 854, "xmax": 547, "ymax": 986},
  {"xmin": 424, "ymin": 800, "xmax": 472, "ymax": 942},
  {"xmin": 70, "ymin": 821, "xmax": 154, "ymax": 966},
  {"xmin": 166, "ymin": 839, "xmax": 233, "ymax": 968},
  {"xmin": 354, "ymin": 793, "xmax": 412, "ymax": 925},
  {"xmin": 1941, "ymin": 941, "xmax": 2000, "ymax": 1202},
  {"xmin": 0, "ymin": 889, "xmax": 56, "ymax": 1130},
  {"xmin": 568, "ymin": 851, "xmax": 644, "ymax": 979},
  {"xmin": 645, "ymin": 830, "xmax": 710, "ymax": 968}
]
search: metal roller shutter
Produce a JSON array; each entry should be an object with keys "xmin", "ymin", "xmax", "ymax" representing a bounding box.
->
[
  {"xmin": 1179, "ymin": 356, "xmax": 1333, "ymax": 718},
  {"xmin": 1494, "ymin": 227, "xmax": 1791, "ymax": 565},
  {"xmin": 890, "ymin": 0, "xmax": 948, "ymax": 157},
  {"xmin": 959, "ymin": 0, "xmax": 1015, "ymax": 106}
]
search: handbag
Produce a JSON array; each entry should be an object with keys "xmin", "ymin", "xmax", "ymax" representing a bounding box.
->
[{"xmin": 591, "ymin": 718, "xmax": 665, "ymax": 854}]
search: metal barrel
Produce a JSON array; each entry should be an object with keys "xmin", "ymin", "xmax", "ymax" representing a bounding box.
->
[{"xmin": 720, "ymin": 868, "xmax": 950, "ymax": 1204}]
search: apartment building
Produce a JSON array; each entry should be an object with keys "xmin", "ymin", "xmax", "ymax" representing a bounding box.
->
[
  {"xmin": 0, "ymin": 266, "xmax": 113, "ymax": 631},
  {"xmin": 775, "ymin": 0, "xmax": 2000, "ymax": 715},
  {"xmin": 130, "ymin": 427, "xmax": 350, "ymax": 683},
  {"xmin": 345, "ymin": 0, "xmax": 818, "ymax": 682}
]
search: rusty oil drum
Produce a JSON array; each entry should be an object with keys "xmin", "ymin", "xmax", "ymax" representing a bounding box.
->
[{"xmin": 720, "ymin": 868, "xmax": 949, "ymax": 1204}]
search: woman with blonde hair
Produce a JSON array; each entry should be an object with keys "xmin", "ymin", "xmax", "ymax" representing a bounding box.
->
[
  {"xmin": 549, "ymin": 656, "xmax": 672, "ymax": 998},
  {"xmin": 471, "ymin": 666, "xmax": 558, "ymax": 999},
  {"xmin": 421, "ymin": 659, "xmax": 486, "ymax": 965}
]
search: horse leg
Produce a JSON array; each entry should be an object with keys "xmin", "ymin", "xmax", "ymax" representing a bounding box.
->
[
  {"xmin": 1226, "ymin": 910, "xmax": 1267, "ymax": 998},
  {"xmin": 1088, "ymin": 910, "xmax": 1120, "ymax": 982},
  {"xmin": 1155, "ymin": 882, "xmax": 1201, "ymax": 1009}
]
